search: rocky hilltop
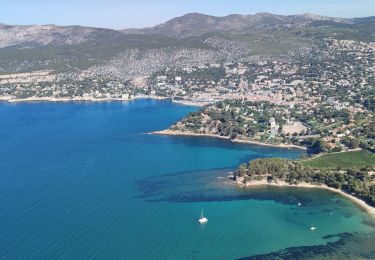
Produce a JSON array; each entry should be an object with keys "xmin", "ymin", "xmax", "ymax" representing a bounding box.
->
[
  {"xmin": 121, "ymin": 12, "xmax": 354, "ymax": 38},
  {"xmin": 0, "ymin": 12, "xmax": 374, "ymax": 79},
  {"xmin": 0, "ymin": 24, "xmax": 124, "ymax": 48}
]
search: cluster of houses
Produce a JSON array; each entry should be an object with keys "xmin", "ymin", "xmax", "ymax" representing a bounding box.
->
[{"xmin": 0, "ymin": 39, "xmax": 373, "ymax": 148}]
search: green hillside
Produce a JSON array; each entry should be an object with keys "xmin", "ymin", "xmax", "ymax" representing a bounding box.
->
[{"xmin": 300, "ymin": 150, "xmax": 375, "ymax": 170}]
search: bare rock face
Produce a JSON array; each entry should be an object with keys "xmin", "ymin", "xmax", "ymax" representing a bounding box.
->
[
  {"xmin": 0, "ymin": 12, "xmax": 367, "ymax": 50},
  {"xmin": 121, "ymin": 12, "xmax": 354, "ymax": 38},
  {"xmin": 88, "ymin": 47, "xmax": 223, "ymax": 80},
  {"xmin": 0, "ymin": 24, "xmax": 122, "ymax": 48},
  {"xmin": 0, "ymin": 12, "xmax": 373, "ymax": 77}
]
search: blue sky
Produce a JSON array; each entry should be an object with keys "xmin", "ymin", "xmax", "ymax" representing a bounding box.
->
[{"xmin": 2, "ymin": 0, "xmax": 374, "ymax": 29}]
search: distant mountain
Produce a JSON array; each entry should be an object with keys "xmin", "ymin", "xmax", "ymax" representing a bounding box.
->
[
  {"xmin": 352, "ymin": 16, "xmax": 375, "ymax": 24},
  {"xmin": 0, "ymin": 13, "xmax": 374, "ymax": 77},
  {"xmin": 121, "ymin": 12, "xmax": 354, "ymax": 38},
  {"xmin": 0, "ymin": 24, "xmax": 127, "ymax": 49}
]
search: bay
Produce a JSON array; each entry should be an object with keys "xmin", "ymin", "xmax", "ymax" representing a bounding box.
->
[{"xmin": 0, "ymin": 99, "xmax": 374, "ymax": 259}]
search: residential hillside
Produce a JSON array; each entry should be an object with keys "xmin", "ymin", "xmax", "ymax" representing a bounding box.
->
[{"xmin": 0, "ymin": 14, "xmax": 374, "ymax": 145}]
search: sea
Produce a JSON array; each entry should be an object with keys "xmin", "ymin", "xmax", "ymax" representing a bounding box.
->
[{"xmin": 0, "ymin": 99, "xmax": 374, "ymax": 259}]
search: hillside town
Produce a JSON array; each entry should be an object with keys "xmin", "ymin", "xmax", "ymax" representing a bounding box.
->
[
  {"xmin": 147, "ymin": 39, "xmax": 374, "ymax": 106},
  {"xmin": 0, "ymin": 39, "xmax": 374, "ymax": 151},
  {"xmin": 151, "ymin": 39, "xmax": 375, "ymax": 151}
]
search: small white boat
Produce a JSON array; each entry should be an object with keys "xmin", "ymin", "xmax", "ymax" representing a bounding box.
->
[
  {"xmin": 298, "ymin": 202, "xmax": 302, "ymax": 206},
  {"xmin": 198, "ymin": 209, "xmax": 208, "ymax": 224},
  {"xmin": 309, "ymin": 223, "xmax": 317, "ymax": 231}
]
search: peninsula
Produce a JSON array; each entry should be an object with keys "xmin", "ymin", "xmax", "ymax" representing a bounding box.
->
[{"xmin": 232, "ymin": 150, "xmax": 375, "ymax": 219}]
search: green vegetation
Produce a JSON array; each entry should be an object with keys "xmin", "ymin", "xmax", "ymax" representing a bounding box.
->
[
  {"xmin": 234, "ymin": 151, "xmax": 375, "ymax": 206},
  {"xmin": 168, "ymin": 99, "xmax": 295, "ymax": 144},
  {"xmin": 221, "ymin": 30, "xmax": 314, "ymax": 56},
  {"xmin": 298, "ymin": 21, "xmax": 375, "ymax": 43},
  {"xmin": 302, "ymin": 138, "xmax": 326, "ymax": 154},
  {"xmin": 0, "ymin": 32, "xmax": 209, "ymax": 73},
  {"xmin": 300, "ymin": 150, "xmax": 375, "ymax": 170}
]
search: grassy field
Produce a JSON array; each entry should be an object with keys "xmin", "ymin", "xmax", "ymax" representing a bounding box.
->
[{"xmin": 300, "ymin": 150, "xmax": 375, "ymax": 170}]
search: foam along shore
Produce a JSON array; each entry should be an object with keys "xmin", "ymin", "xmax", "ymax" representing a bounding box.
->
[
  {"xmin": 153, "ymin": 129, "xmax": 307, "ymax": 150},
  {"xmin": 239, "ymin": 178, "xmax": 375, "ymax": 221}
]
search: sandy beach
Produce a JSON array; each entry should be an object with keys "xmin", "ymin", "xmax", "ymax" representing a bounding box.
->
[
  {"xmin": 238, "ymin": 178, "xmax": 375, "ymax": 221},
  {"xmin": 153, "ymin": 129, "xmax": 307, "ymax": 150}
]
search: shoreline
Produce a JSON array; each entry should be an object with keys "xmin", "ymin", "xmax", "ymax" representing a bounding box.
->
[
  {"xmin": 0, "ymin": 95, "xmax": 171, "ymax": 103},
  {"xmin": 0, "ymin": 95, "xmax": 208, "ymax": 106},
  {"xmin": 153, "ymin": 129, "xmax": 307, "ymax": 150},
  {"xmin": 6, "ymin": 94, "xmax": 373, "ymax": 219},
  {"xmin": 237, "ymin": 178, "xmax": 375, "ymax": 221},
  {"xmin": 171, "ymin": 99, "xmax": 207, "ymax": 107}
]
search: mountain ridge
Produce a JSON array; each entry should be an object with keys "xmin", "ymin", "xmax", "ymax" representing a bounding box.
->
[
  {"xmin": 1, "ymin": 12, "xmax": 373, "ymax": 33},
  {"xmin": 120, "ymin": 12, "xmax": 359, "ymax": 37},
  {"xmin": 0, "ymin": 12, "xmax": 374, "ymax": 76},
  {"xmin": 0, "ymin": 12, "xmax": 373, "ymax": 46}
]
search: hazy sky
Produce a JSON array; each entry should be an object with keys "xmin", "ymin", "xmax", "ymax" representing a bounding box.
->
[{"xmin": 2, "ymin": 0, "xmax": 375, "ymax": 29}]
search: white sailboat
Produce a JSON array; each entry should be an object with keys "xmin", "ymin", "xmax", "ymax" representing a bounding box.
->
[
  {"xmin": 309, "ymin": 223, "xmax": 317, "ymax": 231},
  {"xmin": 198, "ymin": 209, "xmax": 208, "ymax": 224}
]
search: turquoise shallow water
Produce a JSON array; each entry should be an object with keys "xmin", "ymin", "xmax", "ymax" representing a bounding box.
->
[{"xmin": 0, "ymin": 99, "xmax": 374, "ymax": 259}]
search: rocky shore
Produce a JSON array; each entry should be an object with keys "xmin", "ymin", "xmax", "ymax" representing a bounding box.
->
[{"xmin": 153, "ymin": 129, "xmax": 307, "ymax": 150}]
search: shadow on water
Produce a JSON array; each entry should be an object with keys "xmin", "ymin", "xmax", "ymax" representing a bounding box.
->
[
  {"xmin": 238, "ymin": 232, "xmax": 375, "ymax": 260},
  {"xmin": 149, "ymin": 134, "xmax": 306, "ymax": 157},
  {"xmin": 136, "ymin": 168, "xmax": 375, "ymax": 259},
  {"xmin": 136, "ymin": 168, "xmax": 325, "ymax": 206}
]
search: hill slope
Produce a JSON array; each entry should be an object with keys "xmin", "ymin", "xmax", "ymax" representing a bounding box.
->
[
  {"xmin": 0, "ymin": 13, "xmax": 374, "ymax": 77},
  {"xmin": 121, "ymin": 12, "xmax": 355, "ymax": 38}
]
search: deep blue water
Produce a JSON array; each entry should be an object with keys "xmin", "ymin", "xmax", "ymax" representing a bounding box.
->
[{"xmin": 0, "ymin": 99, "xmax": 374, "ymax": 259}]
